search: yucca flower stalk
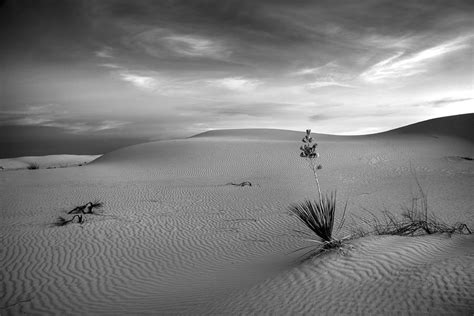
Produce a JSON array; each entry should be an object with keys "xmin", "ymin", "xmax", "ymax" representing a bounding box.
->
[{"xmin": 300, "ymin": 129, "xmax": 323, "ymax": 203}]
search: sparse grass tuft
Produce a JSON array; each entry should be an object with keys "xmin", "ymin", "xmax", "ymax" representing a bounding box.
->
[
  {"xmin": 359, "ymin": 207, "xmax": 472, "ymax": 237},
  {"xmin": 355, "ymin": 172, "xmax": 471, "ymax": 237},
  {"xmin": 27, "ymin": 162, "xmax": 40, "ymax": 170}
]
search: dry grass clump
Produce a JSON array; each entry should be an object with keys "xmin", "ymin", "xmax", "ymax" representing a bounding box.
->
[
  {"xmin": 357, "ymin": 175, "xmax": 471, "ymax": 237},
  {"xmin": 67, "ymin": 201, "xmax": 104, "ymax": 214},
  {"xmin": 289, "ymin": 130, "xmax": 349, "ymax": 259},
  {"xmin": 52, "ymin": 201, "xmax": 104, "ymax": 227},
  {"xmin": 53, "ymin": 214, "xmax": 83, "ymax": 227}
]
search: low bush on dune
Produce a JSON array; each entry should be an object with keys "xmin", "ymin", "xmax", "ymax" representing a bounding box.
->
[
  {"xmin": 27, "ymin": 162, "xmax": 40, "ymax": 170},
  {"xmin": 289, "ymin": 130, "xmax": 349, "ymax": 259}
]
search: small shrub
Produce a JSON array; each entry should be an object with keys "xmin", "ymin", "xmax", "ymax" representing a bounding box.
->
[{"xmin": 27, "ymin": 162, "xmax": 39, "ymax": 170}]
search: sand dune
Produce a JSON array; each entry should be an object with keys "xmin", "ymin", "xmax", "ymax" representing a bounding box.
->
[
  {"xmin": 1, "ymin": 114, "xmax": 473, "ymax": 315},
  {"xmin": 0, "ymin": 154, "xmax": 101, "ymax": 171}
]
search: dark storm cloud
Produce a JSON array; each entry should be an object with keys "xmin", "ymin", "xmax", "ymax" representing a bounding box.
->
[
  {"xmin": 2, "ymin": 0, "xmax": 472, "ymax": 71},
  {"xmin": 0, "ymin": 0, "xmax": 97, "ymax": 63},
  {"xmin": 0, "ymin": 125, "xmax": 148, "ymax": 158}
]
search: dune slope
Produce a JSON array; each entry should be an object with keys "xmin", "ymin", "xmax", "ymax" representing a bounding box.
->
[{"xmin": 380, "ymin": 113, "xmax": 474, "ymax": 142}]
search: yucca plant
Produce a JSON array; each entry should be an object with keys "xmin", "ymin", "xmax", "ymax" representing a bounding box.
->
[
  {"xmin": 290, "ymin": 129, "xmax": 347, "ymax": 258},
  {"xmin": 290, "ymin": 192, "xmax": 339, "ymax": 243}
]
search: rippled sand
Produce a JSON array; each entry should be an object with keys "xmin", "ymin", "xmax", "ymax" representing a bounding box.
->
[{"xmin": 1, "ymin": 115, "xmax": 473, "ymax": 315}]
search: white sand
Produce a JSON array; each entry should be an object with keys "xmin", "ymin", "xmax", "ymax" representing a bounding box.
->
[
  {"xmin": 0, "ymin": 154, "xmax": 101, "ymax": 171},
  {"xmin": 1, "ymin": 115, "xmax": 473, "ymax": 315}
]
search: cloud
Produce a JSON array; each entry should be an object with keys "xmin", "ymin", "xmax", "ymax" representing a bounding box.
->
[
  {"xmin": 99, "ymin": 63, "xmax": 164, "ymax": 93},
  {"xmin": 0, "ymin": 104, "xmax": 129, "ymax": 134},
  {"xmin": 96, "ymin": 47, "xmax": 114, "ymax": 58},
  {"xmin": 99, "ymin": 63, "xmax": 122, "ymax": 69},
  {"xmin": 414, "ymin": 97, "xmax": 473, "ymax": 108},
  {"xmin": 163, "ymin": 35, "xmax": 230, "ymax": 59},
  {"xmin": 293, "ymin": 62, "xmax": 355, "ymax": 89},
  {"xmin": 360, "ymin": 36, "xmax": 471, "ymax": 83},
  {"xmin": 12, "ymin": 117, "xmax": 52, "ymax": 126},
  {"xmin": 309, "ymin": 114, "xmax": 332, "ymax": 121},
  {"xmin": 126, "ymin": 28, "xmax": 231, "ymax": 61},
  {"xmin": 207, "ymin": 77, "xmax": 262, "ymax": 92},
  {"xmin": 93, "ymin": 120, "xmax": 129, "ymax": 131},
  {"xmin": 188, "ymin": 101, "xmax": 294, "ymax": 118},
  {"xmin": 293, "ymin": 62, "xmax": 339, "ymax": 76},
  {"xmin": 305, "ymin": 80, "xmax": 355, "ymax": 89},
  {"xmin": 40, "ymin": 120, "xmax": 129, "ymax": 133},
  {"xmin": 3, "ymin": 116, "xmax": 128, "ymax": 134},
  {"xmin": 361, "ymin": 34, "xmax": 414, "ymax": 49},
  {"xmin": 119, "ymin": 73, "xmax": 159, "ymax": 91}
]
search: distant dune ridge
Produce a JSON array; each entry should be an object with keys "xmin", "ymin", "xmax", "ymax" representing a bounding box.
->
[
  {"xmin": 380, "ymin": 113, "xmax": 474, "ymax": 142},
  {"xmin": 1, "ymin": 114, "xmax": 473, "ymax": 314},
  {"xmin": 192, "ymin": 113, "xmax": 474, "ymax": 141}
]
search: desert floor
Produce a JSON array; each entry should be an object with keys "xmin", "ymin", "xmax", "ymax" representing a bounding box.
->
[{"xmin": 1, "ymin": 119, "xmax": 473, "ymax": 315}]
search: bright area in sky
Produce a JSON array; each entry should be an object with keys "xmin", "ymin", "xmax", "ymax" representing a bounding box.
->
[{"xmin": 1, "ymin": 0, "xmax": 473, "ymax": 151}]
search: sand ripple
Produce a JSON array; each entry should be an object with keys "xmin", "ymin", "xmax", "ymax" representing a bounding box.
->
[{"xmin": 208, "ymin": 235, "xmax": 474, "ymax": 315}]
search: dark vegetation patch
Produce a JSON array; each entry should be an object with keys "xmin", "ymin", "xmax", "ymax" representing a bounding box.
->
[
  {"xmin": 27, "ymin": 162, "xmax": 39, "ymax": 170},
  {"xmin": 226, "ymin": 181, "xmax": 252, "ymax": 187},
  {"xmin": 52, "ymin": 201, "xmax": 104, "ymax": 227}
]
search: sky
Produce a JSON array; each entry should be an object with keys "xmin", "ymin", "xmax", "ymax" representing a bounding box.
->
[{"xmin": 1, "ymin": 0, "xmax": 473, "ymax": 156}]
